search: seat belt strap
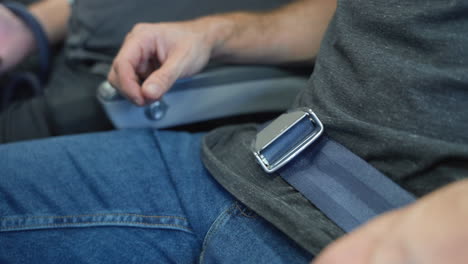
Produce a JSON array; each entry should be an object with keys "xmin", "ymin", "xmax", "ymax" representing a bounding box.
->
[
  {"xmin": 253, "ymin": 108, "xmax": 416, "ymax": 232},
  {"xmin": 279, "ymin": 136, "xmax": 415, "ymax": 232}
]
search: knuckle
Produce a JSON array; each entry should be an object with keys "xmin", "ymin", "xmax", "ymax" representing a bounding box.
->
[
  {"xmin": 156, "ymin": 71, "xmax": 174, "ymax": 87},
  {"xmin": 112, "ymin": 60, "xmax": 121, "ymax": 74},
  {"xmin": 124, "ymin": 32, "xmax": 133, "ymax": 41},
  {"xmin": 132, "ymin": 23, "xmax": 149, "ymax": 33},
  {"xmin": 107, "ymin": 63, "xmax": 118, "ymax": 84},
  {"xmin": 131, "ymin": 24, "xmax": 141, "ymax": 33},
  {"xmin": 107, "ymin": 70, "xmax": 114, "ymax": 82}
]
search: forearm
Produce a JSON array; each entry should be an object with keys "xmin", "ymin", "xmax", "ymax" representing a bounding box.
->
[
  {"xmin": 203, "ymin": 0, "xmax": 336, "ymax": 64},
  {"xmin": 107, "ymin": 0, "xmax": 336, "ymax": 104},
  {"xmin": 29, "ymin": 0, "xmax": 70, "ymax": 44}
]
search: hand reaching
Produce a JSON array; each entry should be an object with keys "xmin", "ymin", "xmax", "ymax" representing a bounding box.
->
[{"xmin": 108, "ymin": 20, "xmax": 216, "ymax": 105}]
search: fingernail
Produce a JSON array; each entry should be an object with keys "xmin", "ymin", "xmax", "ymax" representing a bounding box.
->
[
  {"xmin": 134, "ymin": 97, "xmax": 144, "ymax": 106},
  {"xmin": 146, "ymin": 83, "xmax": 159, "ymax": 96}
]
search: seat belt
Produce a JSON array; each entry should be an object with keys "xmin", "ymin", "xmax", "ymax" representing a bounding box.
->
[{"xmin": 252, "ymin": 108, "xmax": 416, "ymax": 232}]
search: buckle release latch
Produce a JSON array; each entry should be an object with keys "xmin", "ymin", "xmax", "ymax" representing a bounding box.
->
[{"xmin": 252, "ymin": 108, "xmax": 324, "ymax": 173}]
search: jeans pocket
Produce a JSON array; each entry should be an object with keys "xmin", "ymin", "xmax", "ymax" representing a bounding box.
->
[
  {"xmin": 0, "ymin": 212, "xmax": 193, "ymax": 234},
  {"xmin": 198, "ymin": 202, "xmax": 312, "ymax": 264}
]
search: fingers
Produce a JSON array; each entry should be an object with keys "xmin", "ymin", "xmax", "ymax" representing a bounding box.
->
[
  {"xmin": 136, "ymin": 56, "xmax": 159, "ymax": 80},
  {"xmin": 108, "ymin": 21, "xmax": 212, "ymax": 105},
  {"xmin": 108, "ymin": 24, "xmax": 183, "ymax": 105},
  {"xmin": 108, "ymin": 25, "xmax": 158, "ymax": 106},
  {"xmin": 108, "ymin": 38, "xmax": 146, "ymax": 105},
  {"xmin": 313, "ymin": 209, "xmax": 405, "ymax": 264},
  {"xmin": 110, "ymin": 59, "xmax": 144, "ymax": 105},
  {"xmin": 141, "ymin": 48, "xmax": 186, "ymax": 101}
]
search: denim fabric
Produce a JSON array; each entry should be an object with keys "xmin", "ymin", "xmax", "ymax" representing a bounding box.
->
[{"xmin": 0, "ymin": 129, "xmax": 312, "ymax": 263}]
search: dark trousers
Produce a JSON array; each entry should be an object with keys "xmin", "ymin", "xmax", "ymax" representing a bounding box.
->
[{"xmin": 0, "ymin": 56, "xmax": 113, "ymax": 143}]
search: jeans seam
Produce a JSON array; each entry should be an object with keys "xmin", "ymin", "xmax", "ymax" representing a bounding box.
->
[
  {"xmin": 1, "ymin": 213, "xmax": 193, "ymax": 234},
  {"xmin": 1, "ymin": 213, "xmax": 187, "ymax": 220},
  {"xmin": 198, "ymin": 202, "xmax": 237, "ymax": 264},
  {"xmin": 0, "ymin": 221, "xmax": 191, "ymax": 232},
  {"xmin": 235, "ymin": 202, "xmax": 258, "ymax": 219}
]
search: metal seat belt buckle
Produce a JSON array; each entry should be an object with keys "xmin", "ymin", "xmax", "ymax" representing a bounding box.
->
[{"xmin": 252, "ymin": 108, "xmax": 324, "ymax": 173}]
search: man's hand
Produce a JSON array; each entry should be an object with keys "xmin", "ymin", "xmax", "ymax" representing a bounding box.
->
[
  {"xmin": 313, "ymin": 179, "xmax": 468, "ymax": 264},
  {"xmin": 108, "ymin": 20, "xmax": 215, "ymax": 106},
  {"xmin": 0, "ymin": 5, "xmax": 36, "ymax": 73},
  {"xmin": 108, "ymin": 0, "xmax": 336, "ymax": 106}
]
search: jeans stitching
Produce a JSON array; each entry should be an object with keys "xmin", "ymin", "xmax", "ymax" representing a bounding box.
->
[
  {"xmin": 1, "ymin": 221, "xmax": 192, "ymax": 232},
  {"xmin": 198, "ymin": 202, "xmax": 237, "ymax": 264},
  {"xmin": 1, "ymin": 213, "xmax": 187, "ymax": 220},
  {"xmin": 234, "ymin": 202, "xmax": 257, "ymax": 219}
]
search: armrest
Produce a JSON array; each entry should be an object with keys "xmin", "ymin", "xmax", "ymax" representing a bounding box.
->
[{"xmin": 98, "ymin": 65, "xmax": 310, "ymax": 129}]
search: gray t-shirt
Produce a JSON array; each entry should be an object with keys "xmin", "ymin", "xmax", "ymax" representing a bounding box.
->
[{"xmin": 202, "ymin": 0, "xmax": 468, "ymax": 255}]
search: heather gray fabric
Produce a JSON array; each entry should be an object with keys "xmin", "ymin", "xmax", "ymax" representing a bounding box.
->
[{"xmin": 202, "ymin": 0, "xmax": 468, "ymax": 255}]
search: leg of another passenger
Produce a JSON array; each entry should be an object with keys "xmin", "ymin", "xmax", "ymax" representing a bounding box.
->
[
  {"xmin": 0, "ymin": 56, "xmax": 113, "ymax": 144},
  {"xmin": 0, "ymin": 96, "xmax": 52, "ymax": 143}
]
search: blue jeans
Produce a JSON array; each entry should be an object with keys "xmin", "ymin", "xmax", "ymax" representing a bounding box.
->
[{"xmin": 0, "ymin": 129, "xmax": 312, "ymax": 263}]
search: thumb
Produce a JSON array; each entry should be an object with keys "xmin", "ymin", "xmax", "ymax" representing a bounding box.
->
[{"xmin": 141, "ymin": 50, "xmax": 185, "ymax": 101}]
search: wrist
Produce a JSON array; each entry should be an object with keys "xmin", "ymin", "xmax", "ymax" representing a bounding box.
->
[
  {"xmin": 194, "ymin": 15, "xmax": 237, "ymax": 59},
  {"xmin": 195, "ymin": 12, "xmax": 269, "ymax": 63}
]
